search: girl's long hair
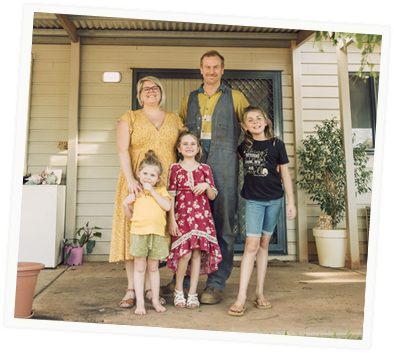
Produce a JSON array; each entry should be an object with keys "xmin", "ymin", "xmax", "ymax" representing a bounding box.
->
[
  {"xmin": 242, "ymin": 106, "xmax": 278, "ymax": 147},
  {"xmin": 138, "ymin": 150, "xmax": 163, "ymax": 176},
  {"xmin": 175, "ymin": 129, "xmax": 203, "ymax": 161}
]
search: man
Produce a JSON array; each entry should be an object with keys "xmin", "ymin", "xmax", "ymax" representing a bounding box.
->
[{"xmin": 161, "ymin": 50, "xmax": 250, "ymax": 304}]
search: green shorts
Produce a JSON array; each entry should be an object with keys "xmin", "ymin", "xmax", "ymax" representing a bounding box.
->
[{"xmin": 129, "ymin": 233, "xmax": 169, "ymax": 260}]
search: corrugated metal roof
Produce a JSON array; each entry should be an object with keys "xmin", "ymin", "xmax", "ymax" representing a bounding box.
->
[
  {"xmin": 32, "ymin": 13, "xmax": 313, "ymax": 47},
  {"xmin": 33, "ymin": 13, "xmax": 299, "ymax": 33},
  {"xmin": 70, "ymin": 20, "xmax": 298, "ymax": 33}
]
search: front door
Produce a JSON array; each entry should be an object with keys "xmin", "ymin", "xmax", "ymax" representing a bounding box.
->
[{"xmin": 132, "ymin": 69, "xmax": 287, "ymax": 255}]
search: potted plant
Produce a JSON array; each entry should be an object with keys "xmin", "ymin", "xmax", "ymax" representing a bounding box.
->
[
  {"xmin": 15, "ymin": 262, "xmax": 45, "ymax": 319},
  {"xmin": 296, "ymin": 118, "xmax": 372, "ymax": 267},
  {"xmin": 64, "ymin": 222, "xmax": 102, "ymax": 265}
]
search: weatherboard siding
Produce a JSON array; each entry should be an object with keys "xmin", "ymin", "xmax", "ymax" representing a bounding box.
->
[
  {"xmin": 300, "ymin": 39, "xmax": 379, "ymax": 260},
  {"xmin": 76, "ymin": 45, "xmax": 295, "ymax": 259}
]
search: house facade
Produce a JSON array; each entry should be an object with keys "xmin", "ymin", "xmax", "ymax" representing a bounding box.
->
[{"xmin": 24, "ymin": 13, "xmax": 379, "ymax": 268}]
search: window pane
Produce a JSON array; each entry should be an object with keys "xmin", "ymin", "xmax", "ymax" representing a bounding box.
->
[{"xmin": 349, "ymin": 76, "xmax": 374, "ymax": 148}]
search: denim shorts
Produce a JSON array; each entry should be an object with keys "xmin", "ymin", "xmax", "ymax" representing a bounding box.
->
[{"xmin": 245, "ymin": 198, "xmax": 283, "ymax": 237}]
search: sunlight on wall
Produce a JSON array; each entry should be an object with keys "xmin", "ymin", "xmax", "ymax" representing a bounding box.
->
[{"xmin": 49, "ymin": 155, "xmax": 67, "ymax": 166}]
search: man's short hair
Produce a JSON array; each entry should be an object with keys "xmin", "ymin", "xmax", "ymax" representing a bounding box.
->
[{"xmin": 200, "ymin": 50, "xmax": 225, "ymax": 68}]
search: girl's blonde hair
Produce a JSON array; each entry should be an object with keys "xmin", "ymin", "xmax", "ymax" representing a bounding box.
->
[
  {"xmin": 136, "ymin": 76, "xmax": 166, "ymax": 107},
  {"xmin": 138, "ymin": 150, "xmax": 163, "ymax": 176},
  {"xmin": 242, "ymin": 106, "xmax": 277, "ymax": 147},
  {"xmin": 175, "ymin": 129, "xmax": 203, "ymax": 161}
]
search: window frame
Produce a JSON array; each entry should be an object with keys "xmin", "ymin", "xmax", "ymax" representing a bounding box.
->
[{"xmin": 348, "ymin": 71, "xmax": 379, "ymax": 154}]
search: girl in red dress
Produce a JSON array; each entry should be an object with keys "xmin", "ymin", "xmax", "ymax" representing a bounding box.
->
[{"xmin": 167, "ymin": 130, "xmax": 222, "ymax": 309}]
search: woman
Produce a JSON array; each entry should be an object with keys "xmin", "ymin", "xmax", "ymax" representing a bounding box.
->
[{"xmin": 110, "ymin": 76, "xmax": 184, "ymax": 308}]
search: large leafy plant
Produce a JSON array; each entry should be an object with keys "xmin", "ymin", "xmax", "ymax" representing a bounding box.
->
[
  {"xmin": 64, "ymin": 222, "xmax": 102, "ymax": 262},
  {"xmin": 296, "ymin": 118, "xmax": 372, "ymax": 228}
]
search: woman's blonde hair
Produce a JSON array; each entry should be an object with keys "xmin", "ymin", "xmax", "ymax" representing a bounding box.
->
[
  {"xmin": 175, "ymin": 129, "xmax": 203, "ymax": 161},
  {"xmin": 138, "ymin": 150, "xmax": 163, "ymax": 176},
  {"xmin": 242, "ymin": 106, "xmax": 277, "ymax": 147},
  {"xmin": 136, "ymin": 76, "xmax": 166, "ymax": 107}
]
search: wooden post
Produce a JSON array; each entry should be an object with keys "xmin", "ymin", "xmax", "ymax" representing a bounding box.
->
[
  {"xmin": 24, "ymin": 52, "xmax": 34, "ymax": 175},
  {"xmin": 291, "ymin": 40, "xmax": 309, "ymax": 262},
  {"xmin": 336, "ymin": 45, "xmax": 360, "ymax": 270},
  {"xmin": 65, "ymin": 39, "xmax": 81, "ymax": 240}
]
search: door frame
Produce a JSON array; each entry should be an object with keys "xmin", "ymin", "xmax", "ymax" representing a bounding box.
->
[{"xmin": 132, "ymin": 68, "xmax": 287, "ymax": 255}]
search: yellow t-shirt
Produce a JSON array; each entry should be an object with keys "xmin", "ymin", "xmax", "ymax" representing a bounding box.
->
[
  {"xmin": 129, "ymin": 186, "xmax": 172, "ymax": 237},
  {"xmin": 179, "ymin": 83, "xmax": 249, "ymax": 139}
]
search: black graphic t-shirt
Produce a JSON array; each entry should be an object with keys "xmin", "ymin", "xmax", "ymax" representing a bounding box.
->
[{"xmin": 237, "ymin": 138, "xmax": 289, "ymax": 201}]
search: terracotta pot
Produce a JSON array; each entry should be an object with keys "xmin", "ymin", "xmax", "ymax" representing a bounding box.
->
[
  {"xmin": 65, "ymin": 246, "xmax": 83, "ymax": 266},
  {"xmin": 15, "ymin": 262, "xmax": 45, "ymax": 319}
]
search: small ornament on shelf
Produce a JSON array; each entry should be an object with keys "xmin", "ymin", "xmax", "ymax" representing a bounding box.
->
[{"xmin": 24, "ymin": 166, "xmax": 61, "ymax": 185}]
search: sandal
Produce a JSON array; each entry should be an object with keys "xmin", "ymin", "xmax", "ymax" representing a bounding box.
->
[
  {"xmin": 253, "ymin": 297, "xmax": 271, "ymax": 309},
  {"xmin": 173, "ymin": 288, "xmax": 186, "ymax": 308},
  {"xmin": 144, "ymin": 289, "xmax": 167, "ymax": 305},
  {"xmin": 186, "ymin": 293, "xmax": 200, "ymax": 309},
  {"xmin": 228, "ymin": 304, "xmax": 246, "ymax": 316},
  {"xmin": 119, "ymin": 289, "xmax": 135, "ymax": 308}
]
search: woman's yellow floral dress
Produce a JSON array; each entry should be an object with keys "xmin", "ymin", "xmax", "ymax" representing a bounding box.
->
[{"xmin": 109, "ymin": 109, "xmax": 184, "ymax": 262}]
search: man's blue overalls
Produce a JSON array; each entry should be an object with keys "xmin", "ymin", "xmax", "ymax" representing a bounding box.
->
[{"xmin": 181, "ymin": 86, "xmax": 241, "ymax": 292}]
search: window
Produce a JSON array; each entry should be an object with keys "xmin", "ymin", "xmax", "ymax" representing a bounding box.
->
[{"xmin": 348, "ymin": 73, "xmax": 379, "ymax": 150}]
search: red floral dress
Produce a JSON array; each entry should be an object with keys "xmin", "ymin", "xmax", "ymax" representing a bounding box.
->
[{"xmin": 166, "ymin": 163, "xmax": 222, "ymax": 276}]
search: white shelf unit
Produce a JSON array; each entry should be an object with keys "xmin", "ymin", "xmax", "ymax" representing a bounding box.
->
[{"xmin": 18, "ymin": 185, "xmax": 66, "ymax": 268}]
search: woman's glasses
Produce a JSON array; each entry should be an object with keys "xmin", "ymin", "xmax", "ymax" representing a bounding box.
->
[{"xmin": 141, "ymin": 86, "xmax": 160, "ymax": 94}]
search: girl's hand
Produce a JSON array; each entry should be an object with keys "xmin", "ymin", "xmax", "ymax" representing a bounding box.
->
[
  {"xmin": 169, "ymin": 218, "xmax": 181, "ymax": 237},
  {"xmin": 287, "ymin": 203, "xmax": 297, "ymax": 221},
  {"xmin": 141, "ymin": 182, "xmax": 154, "ymax": 193},
  {"xmin": 122, "ymin": 194, "xmax": 135, "ymax": 220},
  {"xmin": 192, "ymin": 182, "xmax": 209, "ymax": 196},
  {"xmin": 124, "ymin": 193, "xmax": 136, "ymax": 204}
]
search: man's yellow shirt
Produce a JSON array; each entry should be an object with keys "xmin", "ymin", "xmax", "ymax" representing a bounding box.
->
[{"xmin": 179, "ymin": 83, "xmax": 249, "ymax": 139}]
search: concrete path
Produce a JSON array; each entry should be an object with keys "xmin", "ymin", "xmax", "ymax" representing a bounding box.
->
[{"xmin": 31, "ymin": 259, "xmax": 367, "ymax": 339}]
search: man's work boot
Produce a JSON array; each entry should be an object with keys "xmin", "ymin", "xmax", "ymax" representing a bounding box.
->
[{"xmin": 200, "ymin": 286, "xmax": 222, "ymax": 304}]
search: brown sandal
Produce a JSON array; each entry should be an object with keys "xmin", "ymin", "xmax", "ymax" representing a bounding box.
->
[
  {"xmin": 119, "ymin": 289, "xmax": 135, "ymax": 308},
  {"xmin": 144, "ymin": 289, "xmax": 167, "ymax": 305}
]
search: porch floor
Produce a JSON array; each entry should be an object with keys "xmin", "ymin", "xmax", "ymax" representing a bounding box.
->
[{"xmin": 30, "ymin": 259, "xmax": 367, "ymax": 339}]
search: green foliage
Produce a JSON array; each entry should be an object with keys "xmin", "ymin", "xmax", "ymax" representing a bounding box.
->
[
  {"xmin": 314, "ymin": 31, "xmax": 382, "ymax": 79},
  {"xmin": 296, "ymin": 118, "xmax": 372, "ymax": 228},
  {"xmin": 214, "ymin": 11, "xmax": 383, "ymax": 78},
  {"xmin": 64, "ymin": 222, "xmax": 102, "ymax": 262}
]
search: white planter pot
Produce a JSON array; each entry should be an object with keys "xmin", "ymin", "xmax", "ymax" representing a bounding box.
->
[{"xmin": 312, "ymin": 228, "xmax": 347, "ymax": 268}]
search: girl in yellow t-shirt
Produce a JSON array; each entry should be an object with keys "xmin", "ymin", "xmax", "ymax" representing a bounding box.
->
[{"xmin": 123, "ymin": 150, "xmax": 172, "ymax": 315}]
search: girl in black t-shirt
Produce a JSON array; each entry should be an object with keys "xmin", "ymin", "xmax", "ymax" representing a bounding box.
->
[{"xmin": 228, "ymin": 107, "xmax": 296, "ymax": 317}]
